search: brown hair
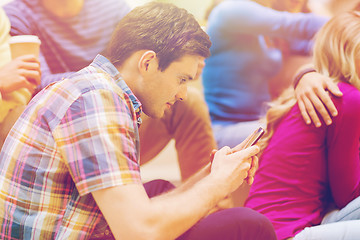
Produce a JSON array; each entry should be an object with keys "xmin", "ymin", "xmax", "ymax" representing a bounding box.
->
[{"xmin": 105, "ymin": 2, "xmax": 211, "ymax": 71}]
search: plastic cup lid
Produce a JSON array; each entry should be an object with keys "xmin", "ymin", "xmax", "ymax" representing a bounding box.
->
[{"xmin": 9, "ymin": 35, "xmax": 41, "ymax": 45}]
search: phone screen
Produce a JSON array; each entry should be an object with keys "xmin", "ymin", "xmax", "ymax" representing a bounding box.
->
[{"xmin": 243, "ymin": 127, "xmax": 265, "ymax": 148}]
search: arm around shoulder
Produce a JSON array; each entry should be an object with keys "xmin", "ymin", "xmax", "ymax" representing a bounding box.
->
[{"xmin": 293, "ymin": 65, "xmax": 342, "ymax": 127}]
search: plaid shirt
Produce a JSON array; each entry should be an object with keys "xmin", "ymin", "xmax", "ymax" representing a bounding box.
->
[{"xmin": 0, "ymin": 55, "xmax": 142, "ymax": 239}]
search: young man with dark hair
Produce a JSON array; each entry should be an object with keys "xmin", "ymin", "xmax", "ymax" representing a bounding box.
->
[
  {"xmin": 4, "ymin": 0, "xmax": 217, "ymax": 182},
  {"xmin": 0, "ymin": 3, "xmax": 276, "ymax": 240}
]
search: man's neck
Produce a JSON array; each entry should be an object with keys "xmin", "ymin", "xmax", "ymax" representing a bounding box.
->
[{"xmin": 41, "ymin": 0, "xmax": 84, "ymax": 18}]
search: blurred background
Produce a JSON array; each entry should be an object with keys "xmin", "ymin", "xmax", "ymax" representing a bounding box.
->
[
  {"xmin": 0, "ymin": 0, "xmax": 212, "ymax": 21},
  {"xmin": 4, "ymin": 0, "xmax": 360, "ymax": 21},
  {"xmin": 1, "ymin": 0, "xmax": 359, "ymax": 184}
]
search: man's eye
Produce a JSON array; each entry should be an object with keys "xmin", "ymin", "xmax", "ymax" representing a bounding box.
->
[{"xmin": 180, "ymin": 78, "xmax": 187, "ymax": 83}]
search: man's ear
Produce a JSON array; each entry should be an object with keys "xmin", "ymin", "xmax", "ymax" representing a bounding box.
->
[{"xmin": 138, "ymin": 50, "xmax": 157, "ymax": 74}]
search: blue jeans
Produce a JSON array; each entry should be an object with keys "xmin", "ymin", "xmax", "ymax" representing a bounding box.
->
[{"xmin": 293, "ymin": 196, "xmax": 360, "ymax": 240}]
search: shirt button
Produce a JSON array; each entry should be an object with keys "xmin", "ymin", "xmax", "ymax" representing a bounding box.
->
[
  {"xmin": 105, "ymin": 229, "xmax": 110, "ymax": 235},
  {"xmin": 137, "ymin": 117, "xmax": 142, "ymax": 125}
]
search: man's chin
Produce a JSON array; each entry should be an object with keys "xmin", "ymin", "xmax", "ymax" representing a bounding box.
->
[{"xmin": 143, "ymin": 110, "xmax": 164, "ymax": 119}]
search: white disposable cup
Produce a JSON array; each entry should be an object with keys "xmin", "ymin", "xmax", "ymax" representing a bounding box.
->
[{"xmin": 9, "ymin": 35, "xmax": 41, "ymax": 59}]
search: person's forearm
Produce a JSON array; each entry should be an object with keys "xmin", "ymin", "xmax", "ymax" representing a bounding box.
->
[
  {"xmin": 95, "ymin": 148, "xmax": 257, "ymax": 240},
  {"xmin": 169, "ymin": 163, "xmax": 211, "ymax": 194},
  {"xmin": 95, "ymin": 174, "xmax": 228, "ymax": 240}
]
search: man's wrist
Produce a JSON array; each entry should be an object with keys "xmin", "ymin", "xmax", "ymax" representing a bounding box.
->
[{"xmin": 293, "ymin": 67, "xmax": 316, "ymax": 89}]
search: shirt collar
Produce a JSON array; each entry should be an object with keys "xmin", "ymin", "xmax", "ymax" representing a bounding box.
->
[{"xmin": 90, "ymin": 54, "xmax": 142, "ymax": 124}]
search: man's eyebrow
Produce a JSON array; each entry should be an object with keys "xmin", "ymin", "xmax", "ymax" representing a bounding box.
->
[{"xmin": 183, "ymin": 74, "xmax": 193, "ymax": 81}]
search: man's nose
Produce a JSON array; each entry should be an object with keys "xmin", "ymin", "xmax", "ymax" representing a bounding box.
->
[{"xmin": 176, "ymin": 85, "xmax": 187, "ymax": 101}]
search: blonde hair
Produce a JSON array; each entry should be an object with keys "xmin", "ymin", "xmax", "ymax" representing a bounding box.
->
[
  {"xmin": 259, "ymin": 11, "xmax": 360, "ymax": 154},
  {"xmin": 314, "ymin": 11, "xmax": 360, "ymax": 91}
]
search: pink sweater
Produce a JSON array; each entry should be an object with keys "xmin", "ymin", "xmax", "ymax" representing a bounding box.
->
[{"xmin": 245, "ymin": 82, "xmax": 360, "ymax": 240}]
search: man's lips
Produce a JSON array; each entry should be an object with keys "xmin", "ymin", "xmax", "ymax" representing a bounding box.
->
[{"xmin": 166, "ymin": 102, "xmax": 175, "ymax": 109}]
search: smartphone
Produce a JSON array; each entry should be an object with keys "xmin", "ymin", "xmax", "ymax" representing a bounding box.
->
[{"xmin": 243, "ymin": 127, "xmax": 265, "ymax": 148}]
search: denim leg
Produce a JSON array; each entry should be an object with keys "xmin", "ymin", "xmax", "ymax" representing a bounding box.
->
[
  {"xmin": 322, "ymin": 196, "xmax": 360, "ymax": 223},
  {"xmin": 293, "ymin": 220, "xmax": 360, "ymax": 240},
  {"xmin": 293, "ymin": 196, "xmax": 360, "ymax": 240}
]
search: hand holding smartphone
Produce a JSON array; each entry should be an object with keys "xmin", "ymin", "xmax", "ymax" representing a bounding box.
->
[
  {"xmin": 243, "ymin": 127, "xmax": 265, "ymax": 149},
  {"xmin": 243, "ymin": 127, "xmax": 264, "ymax": 185},
  {"xmin": 209, "ymin": 127, "xmax": 265, "ymax": 164}
]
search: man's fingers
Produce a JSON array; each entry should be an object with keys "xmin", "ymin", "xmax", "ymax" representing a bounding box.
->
[
  {"xmin": 231, "ymin": 133, "xmax": 255, "ymax": 152},
  {"xmin": 213, "ymin": 145, "xmax": 259, "ymax": 165},
  {"xmin": 228, "ymin": 145, "xmax": 260, "ymax": 162},
  {"xmin": 215, "ymin": 146, "xmax": 231, "ymax": 157},
  {"xmin": 209, "ymin": 149, "xmax": 217, "ymax": 163},
  {"xmin": 246, "ymin": 156, "xmax": 258, "ymax": 185},
  {"xmin": 246, "ymin": 176, "xmax": 254, "ymax": 185},
  {"xmin": 250, "ymin": 156, "xmax": 258, "ymax": 174}
]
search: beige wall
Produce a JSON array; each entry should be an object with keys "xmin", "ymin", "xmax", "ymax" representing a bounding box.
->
[
  {"xmin": 126, "ymin": 0, "xmax": 213, "ymax": 23},
  {"xmin": 0, "ymin": 0, "xmax": 212, "ymax": 22},
  {"xmin": 0, "ymin": 0, "xmax": 12, "ymax": 6},
  {"xmin": 170, "ymin": 0, "xmax": 213, "ymax": 23},
  {"xmin": 2, "ymin": 0, "xmax": 360, "ymax": 18}
]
